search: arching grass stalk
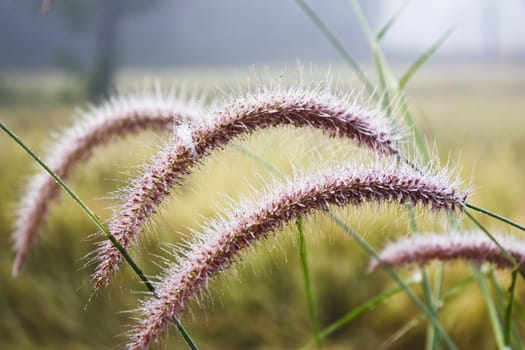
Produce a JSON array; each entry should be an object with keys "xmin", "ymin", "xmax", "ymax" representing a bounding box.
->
[
  {"xmin": 127, "ymin": 163, "xmax": 466, "ymax": 349},
  {"xmin": 0, "ymin": 120, "xmax": 198, "ymax": 350},
  {"xmin": 235, "ymin": 146, "xmax": 457, "ymax": 348},
  {"xmin": 331, "ymin": 4, "xmax": 525, "ymax": 347},
  {"xmin": 95, "ymin": 86, "xmax": 402, "ymax": 290},
  {"xmin": 11, "ymin": 92, "xmax": 201, "ymax": 276},
  {"xmin": 314, "ymin": 2, "xmax": 449, "ymax": 345},
  {"xmin": 407, "ymin": 205, "xmax": 442, "ymax": 350},
  {"xmin": 371, "ymin": 231, "xmax": 525, "ymax": 272},
  {"xmin": 237, "ymin": 144, "xmax": 322, "ymax": 348}
]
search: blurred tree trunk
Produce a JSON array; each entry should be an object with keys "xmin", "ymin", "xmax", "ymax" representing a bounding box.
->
[{"xmin": 87, "ymin": 1, "xmax": 122, "ymax": 102}]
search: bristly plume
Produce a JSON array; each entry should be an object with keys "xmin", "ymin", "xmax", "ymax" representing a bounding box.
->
[
  {"xmin": 369, "ymin": 231, "xmax": 524, "ymax": 271},
  {"xmin": 12, "ymin": 91, "xmax": 202, "ymax": 276},
  {"xmin": 126, "ymin": 162, "xmax": 468, "ymax": 350},
  {"xmin": 92, "ymin": 86, "xmax": 405, "ymax": 291}
]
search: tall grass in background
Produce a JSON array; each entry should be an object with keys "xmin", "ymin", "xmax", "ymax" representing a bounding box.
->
[
  {"xmin": 295, "ymin": 1, "xmax": 525, "ymax": 349},
  {"xmin": 1, "ymin": 1, "xmax": 525, "ymax": 349}
]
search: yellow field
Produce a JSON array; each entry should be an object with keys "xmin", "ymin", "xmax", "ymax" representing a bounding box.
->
[{"xmin": 0, "ymin": 65, "xmax": 524, "ymax": 349}]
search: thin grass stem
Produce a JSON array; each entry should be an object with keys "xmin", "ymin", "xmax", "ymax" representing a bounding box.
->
[
  {"xmin": 328, "ymin": 213, "xmax": 458, "ymax": 350},
  {"xmin": 472, "ymin": 265, "xmax": 506, "ymax": 349},
  {"xmin": 297, "ymin": 280, "xmax": 410, "ymax": 350},
  {"xmin": 504, "ymin": 269, "xmax": 519, "ymax": 347},
  {"xmin": 466, "ymin": 203, "xmax": 525, "ymax": 233},
  {"xmin": 376, "ymin": 0, "xmax": 412, "ymax": 42},
  {"xmin": 294, "ymin": 0, "xmax": 376, "ymax": 97},
  {"xmin": 380, "ymin": 318, "xmax": 420, "ymax": 350},
  {"xmin": 465, "ymin": 210, "xmax": 519, "ymax": 269},
  {"xmin": 398, "ymin": 28, "xmax": 454, "ymax": 90},
  {"xmin": 488, "ymin": 271, "xmax": 523, "ymax": 349},
  {"xmin": 297, "ymin": 217, "xmax": 322, "ymax": 350},
  {"xmin": 0, "ymin": 120, "xmax": 198, "ymax": 350}
]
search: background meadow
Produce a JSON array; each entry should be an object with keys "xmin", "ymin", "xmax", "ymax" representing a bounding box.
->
[{"xmin": 1, "ymin": 1, "xmax": 525, "ymax": 349}]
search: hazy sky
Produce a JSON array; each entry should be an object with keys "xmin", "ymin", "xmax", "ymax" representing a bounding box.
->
[
  {"xmin": 1, "ymin": 0, "xmax": 524, "ymax": 69},
  {"xmin": 380, "ymin": 0, "xmax": 525, "ymax": 56}
]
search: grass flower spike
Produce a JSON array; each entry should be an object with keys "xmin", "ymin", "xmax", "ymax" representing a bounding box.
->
[
  {"xmin": 12, "ymin": 91, "xmax": 202, "ymax": 276},
  {"xmin": 93, "ymin": 86, "xmax": 404, "ymax": 290},
  {"xmin": 370, "ymin": 231, "xmax": 525, "ymax": 271},
  {"xmin": 126, "ymin": 163, "xmax": 467, "ymax": 350}
]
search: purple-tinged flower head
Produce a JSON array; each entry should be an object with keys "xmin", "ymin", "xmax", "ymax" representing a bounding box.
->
[
  {"xmin": 369, "ymin": 231, "xmax": 525, "ymax": 271},
  {"xmin": 12, "ymin": 91, "xmax": 203, "ymax": 276},
  {"xmin": 125, "ymin": 162, "xmax": 468, "ymax": 350},
  {"xmin": 92, "ymin": 86, "xmax": 405, "ymax": 291}
]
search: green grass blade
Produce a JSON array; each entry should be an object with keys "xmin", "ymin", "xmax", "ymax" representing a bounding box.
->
[
  {"xmin": 297, "ymin": 217, "xmax": 322, "ymax": 350},
  {"xmin": 380, "ymin": 318, "xmax": 420, "ymax": 349},
  {"xmin": 294, "ymin": 0, "xmax": 376, "ymax": 97},
  {"xmin": 399, "ymin": 28, "xmax": 454, "ymax": 90},
  {"xmin": 232, "ymin": 143, "xmax": 287, "ymax": 179},
  {"xmin": 466, "ymin": 203, "xmax": 525, "ymax": 232},
  {"xmin": 408, "ymin": 206, "xmax": 441, "ymax": 350},
  {"xmin": 346, "ymin": 0, "xmax": 431, "ymax": 164},
  {"xmin": 0, "ymin": 120, "xmax": 199, "ymax": 350},
  {"xmin": 504, "ymin": 269, "xmax": 519, "ymax": 347},
  {"xmin": 441, "ymin": 275, "xmax": 476, "ymax": 300},
  {"xmin": 328, "ymin": 213, "xmax": 458, "ymax": 350},
  {"xmin": 376, "ymin": 0, "xmax": 412, "ymax": 42},
  {"xmin": 472, "ymin": 265, "xmax": 506, "ymax": 349},
  {"xmin": 347, "ymin": 0, "xmax": 396, "ymax": 116},
  {"xmin": 397, "ymin": 92, "xmax": 432, "ymax": 162},
  {"xmin": 298, "ymin": 278, "xmax": 418, "ymax": 350},
  {"xmin": 427, "ymin": 264, "xmax": 444, "ymax": 350},
  {"xmin": 488, "ymin": 271, "xmax": 523, "ymax": 349}
]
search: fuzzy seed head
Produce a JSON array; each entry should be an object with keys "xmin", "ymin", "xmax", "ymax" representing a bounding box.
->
[
  {"xmin": 370, "ymin": 231, "xmax": 525, "ymax": 271},
  {"xmin": 12, "ymin": 91, "xmax": 202, "ymax": 276},
  {"xmin": 126, "ymin": 162, "xmax": 467, "ymax": 349},
  {"xmin": 94, "ymin": 86, "xmax": 404, "ymax": 291}
]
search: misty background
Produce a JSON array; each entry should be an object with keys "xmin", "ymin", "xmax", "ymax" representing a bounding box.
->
[
  {"xmin": 1, "ymin": 0, "xmax": 524, "ymax": 101},
  {"xmin": 2, "ymin": 0, "xmax": 524, "ymax": 67}
]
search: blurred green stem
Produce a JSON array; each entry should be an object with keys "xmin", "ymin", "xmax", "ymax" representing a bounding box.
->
[
  {"xmin": 329, "ymin": 213, "xmax": 458, "ymax": 350},
  {"xmin": 473, "ymin": 266, "xmax": 505, "ymax": 349},
  {"xmin": 504, "ymin": 269, "xmax": 519, "ymax": 347},
  {"xmin": 297, "ymin": 217, "xmax": 322, "ymax": 350},
  {"xmin": 294, "ymin": 0, "xmax": 376, "ymax": 97}
]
